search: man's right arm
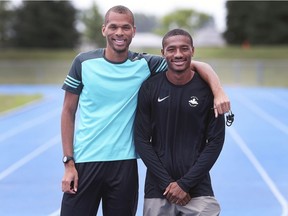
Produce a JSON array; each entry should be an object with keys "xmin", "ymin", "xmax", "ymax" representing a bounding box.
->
[
  {"xmin": 61, "ymin": 91, "xmax": 79, "ymax": 194},
  {"xmin": 134, "ymin": 83, "xmax": 173, "ymax": 190}
]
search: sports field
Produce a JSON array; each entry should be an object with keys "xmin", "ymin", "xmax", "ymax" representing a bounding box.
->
[
  {"xmin": 0, "ymin": 85, "xmax": 287, "ymax": 216},
  {"xmin": 0, "ymin": 47, "xmax": 287, "ymax": 215}
]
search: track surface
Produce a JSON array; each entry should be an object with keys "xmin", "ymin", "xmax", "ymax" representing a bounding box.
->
[{"xmin": 0, "ymin": 85, "xmax": 287, "ymax": 216}]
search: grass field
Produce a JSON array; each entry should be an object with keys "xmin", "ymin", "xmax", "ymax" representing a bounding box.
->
[
  {"xmin": 0, "ymin": 94, "xmax": 42, "ymax": 113},
  {"xmin": 1, "ymin": 46, "xmax": 288, "ymax": 60},
  {"xmin": 0, "ymin": 46, "xmax": 287, "ymax": 112}
]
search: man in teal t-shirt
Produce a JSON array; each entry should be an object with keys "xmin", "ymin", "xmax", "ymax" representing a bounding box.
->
[{"xmin": 60, "ymin": 5, "xmax": 230, "ymax": 216}]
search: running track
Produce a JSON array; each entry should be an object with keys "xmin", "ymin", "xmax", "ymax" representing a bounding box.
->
[{"xmin": 0, "ymin": 85, "xmax": 287, "ymax": 216}]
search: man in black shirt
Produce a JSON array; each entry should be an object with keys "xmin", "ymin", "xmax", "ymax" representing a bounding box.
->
[{"xmin": 134, "ymin": 29, "xmax": 225, "ymax": 216}]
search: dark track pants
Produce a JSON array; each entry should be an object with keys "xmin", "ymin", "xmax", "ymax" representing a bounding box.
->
[{"xmin": 60, "ymin": 159, "xmax": 139, "ymax": 216}]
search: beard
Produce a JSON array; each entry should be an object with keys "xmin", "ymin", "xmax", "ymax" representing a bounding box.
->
[
  {"xmin": 113, "ymin": 46, "xmax": 128, "ymax": 53},
  {"xmin": 106, "ymin": 37, "xmax": 131, "ymax": 54}
]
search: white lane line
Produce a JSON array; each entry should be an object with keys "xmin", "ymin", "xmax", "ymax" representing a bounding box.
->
[
  {"xmin": 264, "ymin": 92, "xmax": 288, "ymax": 110},
  {"xmin": 228, "ymin": 127, "xmax": 288, "ymax": 216},
  {"xmin": 0, "ymin": 134, "xmax": 60, "ymax": 181},
  {"xmin": 236, "ymin": 93, "xmax": 288, "ymax": 135},
  {"xmin": 0, "ymin": 108, "xmax": 60, "ymax": 143}
]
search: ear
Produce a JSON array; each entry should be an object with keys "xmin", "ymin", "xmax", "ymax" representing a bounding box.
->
[
  {"xmin": 102, "ymin": 24, "xmax": 106, "ymax": 37},
  {"xmin": 132, "ymin": 26, "xmax": 136, "ymax": 38},
  {"xmin": 161, "ymin": 49, "xmax": 164, "ymax": 57},
  {"xmin": 191, "ymin": 46, "xmax": 195, "ymax": 57}
]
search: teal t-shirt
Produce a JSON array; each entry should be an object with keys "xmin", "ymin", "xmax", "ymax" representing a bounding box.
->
[{"xmin": 62, "ymin": 49, "xmax": 167, "ymax": 162}]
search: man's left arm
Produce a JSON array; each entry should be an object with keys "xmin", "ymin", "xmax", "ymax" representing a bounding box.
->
[
  {"xmin": 191, "ymin": 60, "xmax": 230, "ymax": 117},
  {"xmin": 164, "ymin": 111, "xmax": 225, "ymax": 205},
  {"xmin": 177, "ymin": 110, "xmax": 225, "ymax": 193}
]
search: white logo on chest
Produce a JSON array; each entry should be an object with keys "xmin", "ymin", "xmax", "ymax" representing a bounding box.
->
[
  {"xmin": 157, "ymin": 95, "xmax": 170, "ymax": 102},
  {"xmin": 189, "ymin": 96, "xmax": 199, "ymax": 107}
]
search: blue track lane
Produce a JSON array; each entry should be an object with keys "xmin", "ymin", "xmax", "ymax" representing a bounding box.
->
[{"xmin": 0, "ymin": 85, "xmax": 287, "ymax": 216}]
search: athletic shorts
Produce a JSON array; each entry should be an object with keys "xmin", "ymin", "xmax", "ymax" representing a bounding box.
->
[
  {"xmin": 143, "ymin": 196, "xmax": 220, "ymax": 216},
  {"xmin": 60, "ymin": 159, "xmax": 139, "ymax": 216}
]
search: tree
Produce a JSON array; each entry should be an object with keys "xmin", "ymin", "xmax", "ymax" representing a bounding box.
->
[
  {"xmin": 0, "ymin": 1, "xmax": 13, "ymax": 48},
  {"xmin": 156, "ymin": 9, "xmax": 212, "ymax": 36},
  {"xmin": 11, "ymin": 1, "xmax": 79, "ymax": 48},
  {"xmin": 224, "ymin": 1, "xmax": 288, "ymax": 45},
  {"xmin": 81, "ymin": 2, "xmax": 105, "ymax": 48},
  {"xmin": 134, "ymin": 13, "xmax": 158, "ymax": 32}
]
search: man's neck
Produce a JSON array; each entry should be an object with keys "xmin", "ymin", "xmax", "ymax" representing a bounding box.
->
[
  {"xmin": 166, "ymin": 69, "xmax": 195, "ymax": 85},
  {"xmin": 104, "ymin": 48, "xmax": 129, "ymax": 63}
]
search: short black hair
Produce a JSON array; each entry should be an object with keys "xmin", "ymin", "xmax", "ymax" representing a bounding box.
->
[
  {"xmin": 104, "ymin": 5, "xmax": 134, "ymax": 25},
  {"xmin": 162, "ymin": 28, "xmax": 193, "ymax": 48}
]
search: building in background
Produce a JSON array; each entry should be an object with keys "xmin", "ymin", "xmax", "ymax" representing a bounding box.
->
[
  {"xmin": 193, "ymin": 25, "xmax": 226, "ymax": 47},
  {"xmin": 130, "ymin": 27, "xmax": 225, "ymax": 49}
]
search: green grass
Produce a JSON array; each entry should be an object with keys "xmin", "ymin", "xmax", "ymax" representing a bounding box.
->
[
  {"xmin": 0, "ymin": 94, "xmax": 43, "ymax": 113},
  {"xmin": 0, "ymin": 49, "xmax": 78, "ymax": 60},
  {"xmin": 195, "ymin": 46, "xmax": 288, "ymax": 59},
  {"xmin": 1, "ymin": 46, "xmax": 288, "ymax": 60}
]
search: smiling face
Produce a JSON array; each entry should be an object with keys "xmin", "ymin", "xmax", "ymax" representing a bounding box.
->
[
  {"xmin": 102, "ymin": 11, "xmax": 136, "ymax": 61},
  {"xmin": 161, "ymin": 34, "xmax": 194, "ymax": 74}
]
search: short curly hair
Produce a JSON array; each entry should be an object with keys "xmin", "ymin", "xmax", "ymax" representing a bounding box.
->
[
  {"xmin": 162, "ymin": 28, "xmax": 193, "ymax": 48},
  {"xmin": 104, "ymin": 5, "xmax": 134, "ymax": 26}
]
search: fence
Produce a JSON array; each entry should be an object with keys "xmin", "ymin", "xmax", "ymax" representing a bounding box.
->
[
  {"xmin": 205, "ymin": 59, "xmax": 288, "ymax": 87},
  {"xmin": 0, "ymin": 59, "xmax": 287, "ymax": 87}
]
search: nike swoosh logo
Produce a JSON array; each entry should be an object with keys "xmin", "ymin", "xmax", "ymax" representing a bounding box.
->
[{"xmin": 157, "ymin": 96, "xmax": 170, "ymax": 102}]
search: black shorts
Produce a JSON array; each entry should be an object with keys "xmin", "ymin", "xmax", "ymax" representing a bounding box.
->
[{"xmin": 61, "ymin": 159, "xmax": 139, "ymax": 216}]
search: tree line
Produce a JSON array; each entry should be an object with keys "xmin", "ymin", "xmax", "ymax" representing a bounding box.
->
[
  {"xmin": 0, "ymin": 1, "xmax": 288, "ymax": 49},
  {"xmin": 224, "ymin": 1, "xmax": 288, "ymax": 45}
]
